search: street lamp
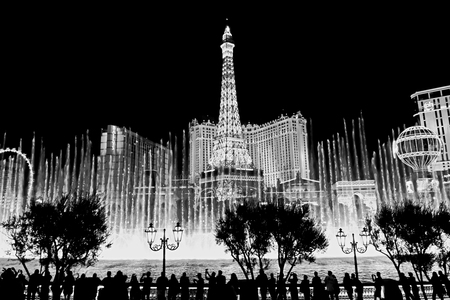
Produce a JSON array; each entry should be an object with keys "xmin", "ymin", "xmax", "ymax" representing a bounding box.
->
[
  {"xmin": 145, "ymin": 222, "xmax": 183, "ymax": 277},
  {"xmin": 336, "ymin": 227, "xmax": 370, "ymax": 280}
]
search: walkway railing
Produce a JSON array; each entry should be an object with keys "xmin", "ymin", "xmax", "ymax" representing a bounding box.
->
[{"xmin": 19, "ymin": 282, "xmax": 449, "ymax": 299}]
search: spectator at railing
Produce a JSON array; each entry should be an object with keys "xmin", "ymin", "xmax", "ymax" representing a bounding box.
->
[
  {"xmin": 156, "ymin": 272, "xmax": 168, "ymax": 300},
  {"xmin": 400, "ymin": 272, "xmax": 413, "ymax": 300},
  {"xmin": 51, "ymin": 271, "xmax": 63, "ymax": 300},
  {"xmin": 129, "ymin": 273, "xmax": 141, "ymax": 300},
  {"xmin": 408, "ymin": 272, "xmax": 420, "ymax": 300},
  {"xmin": 343, "ymin": 273, "xmax": 353, "ymax": 300},
  {"xmin": 1, "ymin": 267, "xmax": 24, "ymax": 300},
  {"xmin": 431, "ymin": 271, "xmax": 444, "ymax": 300},
  {"xmin": 351, "ymin": 273, "xmax": 363, "ymax": 300},
  {"xmin": 62, "ymin": 270, "xmax": 75, "ymax": 300},
  {"xmin": 217, "ymin": 270, "xmax": 226, "ymax": 300},
  {"xmin": 312, "ymin": 271, "xmax": 324, "ymax": 300},
  {"xmin": 255, "ymin": 269, "xmax": 268, "ymax": 300},
  {"xmin": 180, "ymin": 272, "xmax": 190, "ymax": 300},
  {"xmin": 439, "ymin": 270, "xmax": 450, "ymax": 297},
  {"xmin": 205, "ymin": 269, "xmax": 216, "ymax": 300},
  {"xmin": 300, "ymin": 275, "xmax": 310, "ymax": 300},
  {"xmin": 40, "ymin": 270, "xmax": 52, "ymax": 300},
  {"xmin": 192, "ymin": 272, "xmax": 204, "ymax": 300},
  {"xmin": 277, "ymin": 272, "xmax": 287, "ymax": 300},
  {"xmin": 100, "ymin": 271, "xmax": 113, "ymax": 300},
  {"xmin": 268, "ymin": 273, "xmax": 277, "ymax": 300},
  {"xmin": 372, "ymin": 272, "xmax": 383, "ymax": 300},
  {"xmin": 168, "ymin": 273, "xmax": 180, "ymax": 300},
  {"xmin": 140, "ymin": 271, "xmax": 153, "ymax": 300},
  {"xmin": 227, "ymin": 273, "xmax": 239, "ymax": 300},
  {"xmin": 324, "ymin": 270, "xmax": 338, "ymax": 300},
  {"xmin": 288, "ymin": 273, "xmax": 299, "ymax": 300},
  {"xmin": 27, "ymin": 269, "xmax": 41, "ymax": 300}
]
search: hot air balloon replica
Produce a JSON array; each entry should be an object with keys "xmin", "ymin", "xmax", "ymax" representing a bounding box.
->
[{"xmin": 393, "ymin": 125, "xmax": 443, "ymax": 201}]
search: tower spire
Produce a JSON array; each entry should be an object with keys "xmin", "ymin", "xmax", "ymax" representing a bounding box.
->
[{"xmin": 209, "ymin": 25, "xmax": 253, "ymax": 169}]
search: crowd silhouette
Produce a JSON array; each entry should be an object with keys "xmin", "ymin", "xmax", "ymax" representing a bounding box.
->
[{"xmin": 1, "ymin": 266, "xmax": 450, "ymax": 299}]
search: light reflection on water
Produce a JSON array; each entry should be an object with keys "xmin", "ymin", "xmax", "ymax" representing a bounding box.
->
[{"xmin": 0, "ymin": 256, "xmax": 418, "ymax": 283}]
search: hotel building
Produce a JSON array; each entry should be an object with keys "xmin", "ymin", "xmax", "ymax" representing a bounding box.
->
[
  {"xmin": 189, "ymin": 111, "xmax": 310, "ymax": 187},
  {"xmin": 412, "ymin": 85, "xmax": 450, "ymax": 171}
]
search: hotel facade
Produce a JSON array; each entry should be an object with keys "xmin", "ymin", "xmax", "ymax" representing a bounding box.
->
[
  {"xmin": 189, "ymin": 111, "xmax": 310, "ymax": 187},
  {"xmin": 412, "ymin": 85, "xmax": 450, "ymax": 171}
]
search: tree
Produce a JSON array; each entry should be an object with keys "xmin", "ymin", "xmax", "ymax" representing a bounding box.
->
[
  {"xmin": 215, "ymin": 201, "xmax": 328, "ymax": 282},
  {"xmin": 215, "ymin": 200, "xmax": 271, "ymax": 280},
  {"xmin": 365, "ymin": 204, "xmax": 407, "ymax": 279},
  {"xmin": 268, "ymin": 203, "xmax": 328, "ymax": 283},
  {"xmin": 2, "ymin": 215, "xmax": 39, "ymax": 277},
  {"xmin": 395, "ymin": 201, "xmax": 440, "ymax": 300},
  {"xmin": 435, "ymin": 203, "xmax": 450, "ymax": 276},
  {"xmin": 2, "ymin": 193, "xmax": 111, "ymax": 279},
  {"xmin": 368, "ymin": 200, "xmax": 449, "ymax": 300}
]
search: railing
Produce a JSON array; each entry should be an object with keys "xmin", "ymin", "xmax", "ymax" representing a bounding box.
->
[{"xmin": 19, "ymin": 282, "xmax": 448, "ymax": 299}]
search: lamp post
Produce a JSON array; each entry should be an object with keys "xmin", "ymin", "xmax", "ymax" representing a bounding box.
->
[
  {"xmin": 145, "ymin": 222, "xmax": 183, "ymax": 278},
  {"xmin": 336, "ymin": 227, "xmax": 370, "ymax": 280}
]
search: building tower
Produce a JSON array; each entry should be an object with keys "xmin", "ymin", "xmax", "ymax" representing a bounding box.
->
[
  {"xmin": 198, "ymin": 24, "xmax": 263, "ymax": 213},
  {"xmin": 412, "ymin": 85, "xmax": 450, "ymax": 171},
  {"xmin": 209, "ymin": 25, "xmax": 253, "ymax": 170}
]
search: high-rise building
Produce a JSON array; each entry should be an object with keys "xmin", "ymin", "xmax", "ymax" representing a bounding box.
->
[
  {"xmin": 243, "ymin": 112, "xmax": 310, "ymax": 186},
  {"xmin": 198, "ymin": 24, "xmax": 263, "ymax": 207},
  {"xmin": 100, "ymin": 125, "xmax": 170, "ymax": 185},
  {"xmin": 412, "ymin": 85, "xmax": 450, "ymax": 171},
  {"xmin": 188, "ymin": 24, "xmax": 310, "ymax": 187}
]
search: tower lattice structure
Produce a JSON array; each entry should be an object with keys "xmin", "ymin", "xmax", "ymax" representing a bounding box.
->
[{"xmin": 209, "ymin": 25, "xmax": 253, "ymax": 170}]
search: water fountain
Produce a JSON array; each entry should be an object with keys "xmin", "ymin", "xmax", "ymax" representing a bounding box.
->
[{"xmin": 0, "ymin": 115, "xmax": 448, "ymax": 261}]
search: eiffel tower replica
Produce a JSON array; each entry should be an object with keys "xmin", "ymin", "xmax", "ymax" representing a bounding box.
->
[{"xmin": 199, "ymin": 24, "xmax": 264, "ymax": 211}]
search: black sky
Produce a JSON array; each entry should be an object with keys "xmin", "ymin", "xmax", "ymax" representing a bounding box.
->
[{"xmin": 2, "ymin": 6, "xmax": 449, "ymax": 157}]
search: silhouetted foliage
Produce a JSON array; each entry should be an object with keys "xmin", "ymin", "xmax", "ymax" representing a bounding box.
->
[
  {"xmin": 215, "ymin": 200, "xmax": 270, "ymax": 280},
  {"xmin": 435, "ymin": 203, "xmax": 450, "ymax": 276},
  {"xmin": 365, "ymin": 204, "xmax": 407, "ymax": 278},
  {"xmin": 368, "ymin": 200, "xmax": 450, "ymax": 300},
  {"xmin": 1, "ymin": 215, "xmax": 38, "ymax": 277},
  {"xmin": 2, "ymin": 193, "xmax": 111, "ymax": 278},
  {"xmin": 268, "ymin": 203, "xmax": 328, "ymax": 283},
  {"xmin": 215, "ymin": 201, "xmax": 328, "ymax": 282}
]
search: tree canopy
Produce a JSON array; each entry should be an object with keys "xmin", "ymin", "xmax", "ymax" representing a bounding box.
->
[
  {"xmin": 215, "ymin": 200, "xmax": 328, "ymax": 281},
  {"xmin": 367, "ymin": 200, "xmax": 450, "ymax": 300},
  {"xmin": 2, "ymin": 193, "xmax": 111, "ymax": 278}
]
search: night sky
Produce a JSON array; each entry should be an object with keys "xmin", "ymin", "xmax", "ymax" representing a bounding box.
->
[{"xmin": 2, "ymin": 7, "xmax": 449, "ymax": 158}]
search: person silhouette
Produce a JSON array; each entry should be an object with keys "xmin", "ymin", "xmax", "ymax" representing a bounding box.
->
[
  {"xmin": 27, "ymin": 269, "xmax": 41, "ymax": 300},
  {"xmin": 256, "ymin": 269, "xmax": 268, "ymax": 300},
  {"xmin": 168, "ymin": 274, "xmax": 180, "ymax": 300},
  {"xmin": 288, "ymin": 273, "xmax": 299, "ymax": 300},
  {"xmin": 312, "ymin": 271, "xmax": 323, "ymax": 300},
  {"xmin": 193, "ymin": 273, "xmax": 204, "ymax": 300},
  {"xmin": 400, "ymin": 272, "xmax": 412, "ymax": 300},
  {"xmin": 40, "ymin": 270, "xmax": 52, "ymax": 300},
  {"xmin": 101, "ymin": 271, "xmax": 113, "ymax": 300},
  {"xmin": 180, "ymin": 272, "xmax": 190, "ymax": 300},
  {"xmin": 372, "ymin": 272, "xmax": 383, "ymax": 300},
  {"xmin": 300, "ymin": 275, "xmax": 311, "ymax": 300},
  {"xmin": 268, "ymin": 273, "xmax": 277, "ymax": 300},
  {"xmin": 343, "ymin": 273, "xmax": 353, "ymax": 300},
  {"xmin": 438, "ymin": 271, "xmax": 450, "ymax": 297},
  {"xmin": 351, "ymin": 273, "xmax": 363, "ymax": 300},
  {"xmin": 205, "ymin": 269, "xmax": 217, "ymax": 300},
  {"xmin": 156, "ymin": 272, "xmax": 169, "ymax": 300},
  {"xmin": 63, "ymin": 270, "xmax": 75, "ymax": 300},
  {"xmin": 431, "ymin": 271, "xmax": 444, "ymax": 300},
  {"xmin": 129, "ymin": 274, "xmax": 141, "ymax": 300},
  {"xmin": 408, "ymin": 272, "xmax": 420, "ymax": 300},
  {"xmin": 140, "ymin": 271, "xmax": 153, "ymax": 300}
]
